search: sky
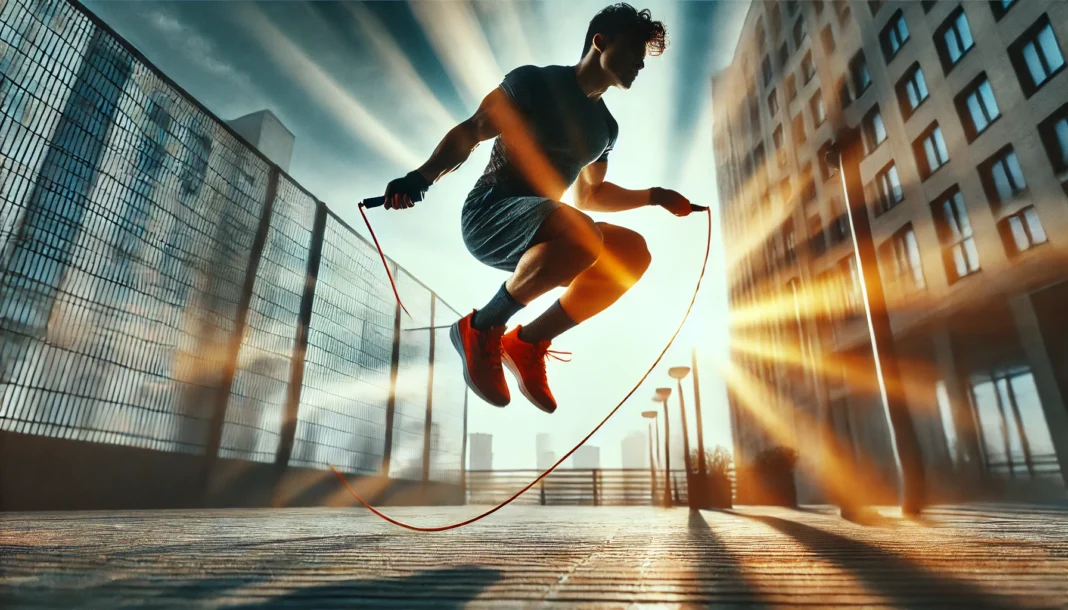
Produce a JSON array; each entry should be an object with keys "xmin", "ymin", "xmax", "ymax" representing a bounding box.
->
[{"xmin": 83, "ymin": 0, "xmax": 750, "ymax": 470}]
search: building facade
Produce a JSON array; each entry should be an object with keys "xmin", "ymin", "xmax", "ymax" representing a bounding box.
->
[
  {"xmin": 713, "ymin": 0, "xmax": 1068, "ymax": 504},
  {"xmin": 469, "ymin": 432, "xmax": 493, "ymax": 471}
]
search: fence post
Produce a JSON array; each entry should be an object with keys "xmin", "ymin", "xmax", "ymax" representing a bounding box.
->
[
  {"xmin": 380, "ymin": 270, "xmax": 403, "ymax": 477},
  {"xmin": 274, "ymin": 199, "xmax": 328, "ymax": 470},
  {"xmin": 199, "ymin": 166, "xmax": 278, "ymax": 499},
  {"xmin": 592, "ymin": 469, "xmax": 599, "ymax": 506},
  {"xmin": 540, "ymin": 478, "xmax": 546, "ymax": 506},
  {"xmin": 460, "ymin": 391, "xmax": 469, "ymax": 504},
  {"xmin": 422, "ymin": 295, "xmax": 436, "ymax": 483}
]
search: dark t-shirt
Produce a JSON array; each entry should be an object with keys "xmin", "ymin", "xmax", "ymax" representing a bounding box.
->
[{"xmin": 471, "ymin": 64, "xmax": 619, "ymax": 199}]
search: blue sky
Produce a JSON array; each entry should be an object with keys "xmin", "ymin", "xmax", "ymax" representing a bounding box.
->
[{"xmin": 83, "ymin": 0, "xmax": 749, "ymax": 469}]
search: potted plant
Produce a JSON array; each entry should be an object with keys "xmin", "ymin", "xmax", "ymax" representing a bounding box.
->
[
  {"xmin": 744, "ymin": 446, "xmax": 798, "ymax": 507},
  {"xmin": 687, "ymin": 445, "xmax": 734, "ymax": 509}
]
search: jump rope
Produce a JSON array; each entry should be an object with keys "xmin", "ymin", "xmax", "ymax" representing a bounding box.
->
[{"xmin": 326, "ymin": 194, "xmax": 712, "ymax": 532}]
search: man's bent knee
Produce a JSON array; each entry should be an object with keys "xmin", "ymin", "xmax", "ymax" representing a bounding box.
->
[{"xmin": 598, "ymin": 223, "xmax": 651, "ymax": 285}]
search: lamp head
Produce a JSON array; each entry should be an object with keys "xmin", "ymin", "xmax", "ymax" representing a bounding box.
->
[
  {"xmin": 641, "ymin": 410, "xmax": 658, "ymax": 419},
  {"xmin": 668, "ymin": 366, "xmax": 691, "ymax": 380},
  {"xmin": 654, "ymin": 387, "xmax": 672, "ymax": 401}
]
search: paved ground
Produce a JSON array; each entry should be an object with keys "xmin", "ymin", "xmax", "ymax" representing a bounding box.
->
[{"xmin": 2, "ymin": 504, "xmax": 1067, "ymax": 609}]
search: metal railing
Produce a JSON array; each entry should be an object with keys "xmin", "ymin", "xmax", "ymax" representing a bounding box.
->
[
  {"xmin": 466, "ymin": 469, "xmax": 738, "ymax": 506},
  {"xmin": 0, "ymin": 0, "xmax": 466, "ymax": 486}
]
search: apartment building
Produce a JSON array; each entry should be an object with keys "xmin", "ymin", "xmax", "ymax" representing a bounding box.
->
[{"xmin": 713, "ymin": 0, "xmax": 1068, "ymax": 503}]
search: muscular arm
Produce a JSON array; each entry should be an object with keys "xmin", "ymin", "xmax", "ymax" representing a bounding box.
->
[
  {"xmin": 573, "ymin": 162, "xmax": 654, "ymax": 212},
  {"xmin": 413, "ymin": 88, "xmax": 508, "ymax": 185}
]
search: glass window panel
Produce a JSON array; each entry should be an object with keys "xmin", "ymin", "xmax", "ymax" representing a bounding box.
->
[
  {"xmin": 943, "ymin": 200, "xmax": 962, "ymax": 241},
  {"xmin": 972, "ymin": 381, "xmax": 1007, "ymax": 466},
  {"xmin": 934, "ymin": 127, "xmax": 949, "ymax": 163},
  {"xmin": 996, "ymin": 378, "xmax": 1027, "ymax": 473},
  {"xmin": 906, "ymin": 230, "xmax": 924, "ymax": 287},
  {"xmin": 1007, "ymin": 151, "xmax": 1026, "ymax": 190},
  {"xmin": 1055, "ymin": 118, "xmax": 1068, "ymax": 166},
  {"xmin": 952, "ymin": 244, "xmax": 967, "ymax": 277},
  {"xmin": 967, "ymin": 93, "xmax": 987, "ymax": 132},
  {"xmin": 1024, "ymin": 206, "xmax": 1047, "ymax": 243},
  {"xmin": 1024, "ymin": 42, "xmax": 1047, "ymax": 85},
  {"xmin": 925, "ymin": 137, "xmax": 937, "ymax": 168},
  {"xmin": 963, "ymin": 237, "xmax": 980, "ymax": 270},
  {"xmin": 979, "ymin": 81, "xmax": 999, "ymax": 119},
  {"xmin": 958, "ymin": 13, "xmax": 974, "ymax": 51},
  {"xmin": 889, "ymin": 165, "xmax": 902, "ymax": 200},
  {"xmin": 1008, "ymin": 215, "xmax": 1029, "ymax": 251},
  {"xmin": 936, "ymin": 381, "xmax": 959, "ymax": 463},
  {"xmin": 1010, "ymin": 373, "xmax": 1056, "ymax": 458},
  {"xmin": 993, "ymin": 162, "xmax": 1012, "ymax": 200},
  {"xmin": 1037, "ymin": 25, "xmax": 1065, "ymax": 74}
]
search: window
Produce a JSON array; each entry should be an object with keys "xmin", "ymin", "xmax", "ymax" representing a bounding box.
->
[
  {"xmin": 768, "ymin": 88, "xmax": 780, "ymax": 115},
  {"xmin": 935, "ymin": 7, "xmax": 974, "ymax": 74},
  {"xmin": 818, "ymin": 140, "xmax": 835, "ymax": 181},
  {"xmin": 955, "ymin": 73, "xmax": 1000, "ymax": 142},
  {"xmin": 814, "ymin": 0, "xmax": 824, "ymax": 17},
  {"xmin": 810, "ymin": 89, "xmax": 826, "ymax": 127},
  {"xmin": 850, "ymin": 51, "xmax": 872, "ymax": 96},
  {"xmin": 801, "ymin": 163, "xmax": 817, "ymax": 203},
  {"xmin": 880, "ymin": 224, "xmax": 925, "ymax": 294},
  {"xmin": 780, "ymin": 176, "xmax": 793, "ymax": 204},
  {"xmin": 990, "ymin": 0, "xmax": 1017, "ymax": 21},
  {"xmin": 801, "ymin": 51, "xmax": 816, "ymax": 84},
  {"xmin": 793, "ymin": 16, "xmax": 807, "ymax": 47},
  {"xmin": 979, "ymin": 146, "xmax": 1027, "ymax": 212},
  {"xmin": 762, "ymin": 55, "xmax": 773, "ymax": 87},
  {"xmin": 756, "ymin": 17, "xmax": 766, "ymax": 47},
  {"xmin": 837, "ymin": 75, "xmax": 852, "ymax": 108},
  {"xmin": 880, "ymin": 10, "xmax": 910, "ymax": 63},
  {"xmin": 828, "ymin": 196, "xmax": 851, "ymax": 245},
  {"xmin": 868, "ymin": 0, "xmax": 884, "ymax": 15},
  {"xmin": 785, "ymin": 74, "xmax": 798, "ymax": 101},
  {"xmin": 835, "ymin": 1, "xmax": 851, "ymax": 26},
  {"xmin": 931, "ymin": 186, "xmax": 980, "ymax": 282},
  {"xmin": 895, "ymin": 62, "xmax": 929, "ymax": 120},
  {"xmin": 749, "ymin": 95, "xmax": 762, "ymax": 129},
  {"xmin": 872, "ymin": 162, "xmax": 904, "ymax": 215},
  {"xmin": 862, "ymin": 105, "xmax": 887, "ymax": 154},
  {"xmin": 1008, "ymin": 15, "xmax": 1065, "ymax": 97},
  {"xmin": 778, "ymin": 42, "xmax": 790, "ymax": 70},
  {"xmin": 821, "ymin": 24, "xmax": 836, "ymax": 54},
  {"xmin": 754, "ymin": 143, "xmax": 767, "ymax": 176},
  {"xmin": 923, "ymin": 0, "xmax": 938, "ymax": 13},
  {"xmin": 808, "ymin": 213, "xmax": 826, "ymax": 257},
  {"xmin": 793, "ymin": 113, "xmax": 806, "ymax": 147},
  {"xmin": 1037, "ymin": 102, "xmax": 1068, "ymax": 192},
  {"xmin": 914, "ymin": 123, "xmax": 950, "ymax": 180},
  {"xmin": 999, "ymin": 206, "xmax": 1047, "ymax": 256}
]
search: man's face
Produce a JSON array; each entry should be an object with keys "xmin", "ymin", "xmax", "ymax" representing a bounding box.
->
[{"xmin": 599, "ymin": 30, "xmax": 647, "ymax": 90}]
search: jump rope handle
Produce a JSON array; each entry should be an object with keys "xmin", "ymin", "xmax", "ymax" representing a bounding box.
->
[{"xmin": 363, "ymin": 196, "xmax": 706, "ymax": 213}]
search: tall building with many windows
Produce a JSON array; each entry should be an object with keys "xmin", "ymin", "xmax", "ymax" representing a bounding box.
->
[{"xmin": 713, "ymin": 0, "xmax": 1068, "ymax": 504}]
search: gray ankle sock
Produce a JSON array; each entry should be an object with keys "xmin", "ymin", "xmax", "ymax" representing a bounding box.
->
[
  {"xmin": 472, "ymin": 283, "xmax": 524, "ymax": 330},
  {"xmin": 518, "ymin": 300, "xmax": 577, "ymax": 344}
]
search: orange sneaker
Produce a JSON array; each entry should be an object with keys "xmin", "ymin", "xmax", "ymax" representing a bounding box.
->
[
  {"xmin": 500, "ymin": 326, "xmax": 571, "ymax": 414},
  {"xmin": 450, "ymin": 310, "xmax": 510, "ymax": 407}
]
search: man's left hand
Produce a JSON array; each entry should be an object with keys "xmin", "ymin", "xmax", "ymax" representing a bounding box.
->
[{"xmin": 650, "ymin": 187, "xmax": 691, "ymax": 217}]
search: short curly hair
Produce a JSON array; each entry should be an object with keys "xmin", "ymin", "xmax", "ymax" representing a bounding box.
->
[{"xmin": 581, "ymin": 3, "xmax": 668, "ymax": 59}]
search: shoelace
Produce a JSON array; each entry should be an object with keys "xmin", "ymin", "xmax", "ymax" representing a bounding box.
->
[{"xmin": 481, "ymin": 326, "xmax": 505, "ymax": 369}]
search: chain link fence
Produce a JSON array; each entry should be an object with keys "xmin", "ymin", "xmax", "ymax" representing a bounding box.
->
[{"xmin": 0, "ymin": 0, "xmax": 466, "ymax": 486}]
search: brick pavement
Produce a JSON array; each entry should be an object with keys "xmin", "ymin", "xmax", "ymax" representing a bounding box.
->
[{"xmin": 2, "ymin": 505, "xmax": 1067, "ymax": 608}]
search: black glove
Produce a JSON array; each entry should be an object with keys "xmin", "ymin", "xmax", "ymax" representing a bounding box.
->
[{"xmin": 383, "ymin": 170, "xmax": 431, "ymax": 210}]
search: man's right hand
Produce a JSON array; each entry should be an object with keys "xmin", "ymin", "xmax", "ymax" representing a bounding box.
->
[
  {"xmin": 383, "ymin": 170, "xmax": 431, "ymax": 210},
  {"xmin": 650, "ymin": 187, "xmax": 692, "ymax": 217}
]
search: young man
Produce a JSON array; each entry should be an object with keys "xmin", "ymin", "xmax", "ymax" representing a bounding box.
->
[{"xmin": 381, "ymin": 3, "xmax": 693, "ymax": 414}]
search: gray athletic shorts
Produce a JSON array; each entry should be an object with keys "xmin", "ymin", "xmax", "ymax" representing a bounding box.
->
[{"xmin": 461, "ymin": 185, "xmax": 564, "ymax": 272}]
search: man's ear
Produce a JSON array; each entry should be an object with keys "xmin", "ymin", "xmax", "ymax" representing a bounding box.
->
[{"xmin": 592, "ymin": 32, "xmax": 606, "ymax": 53}]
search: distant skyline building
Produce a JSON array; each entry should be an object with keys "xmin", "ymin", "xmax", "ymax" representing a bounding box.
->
[
  {"xmin": 571, "ymin": 445, "xmax": 600, "ymax": 470},
  {"xmin": 621, "ymin": 431, "xmax": 647, "ymax": 469},
  {"xmin": 469, "ymin": 433, "xmax": 493, "ymax": 471},
  {"xmin": 536, "ymin": 433, "xmax": 555, "ymax": 469}
]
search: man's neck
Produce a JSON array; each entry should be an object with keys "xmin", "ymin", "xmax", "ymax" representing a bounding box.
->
[{"xmin": 572, "ymin": 57, "xmax": 611, "ymax": 101}]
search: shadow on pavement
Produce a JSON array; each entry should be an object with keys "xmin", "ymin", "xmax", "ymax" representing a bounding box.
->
[
  {"xmin": 687, "ymin": 510, "xmax": 773, "ymax": 608},
  {"xmin": 738, "ymin": 513, "xmax": 1020, "ymax": 610},
  {"xmin": 230, "ymin": 565, "xmax": 503, "ymax": 609}
]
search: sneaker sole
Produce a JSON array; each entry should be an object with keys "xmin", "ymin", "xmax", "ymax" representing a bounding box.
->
[
  {"xmin": 450, "ymin": 321, "xmax": 509, "ymax": 407},
  {"xmin": 502, "ymin": 351, "xmax": 556, "ymax": 414}
]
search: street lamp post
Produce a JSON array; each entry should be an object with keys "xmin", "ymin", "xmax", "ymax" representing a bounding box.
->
[
  {"xmin": 669, "ymin": 366, "xmax": 694, "ymax": 507},
  {"xmin": 642, "ymin": 410, "xmax": 659, "ymax": 506},
  {"xmin": 691, "ymin": 348, "xmax": 707, "ymax": 483},
  {"xmin": 654, "ymin": 387, "xmax": 673, "ymax": 507}
]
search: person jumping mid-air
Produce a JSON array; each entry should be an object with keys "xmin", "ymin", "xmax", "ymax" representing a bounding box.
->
[{"xmin": 381, "ymin": 3, "xmax": 693, "ymax": 414}]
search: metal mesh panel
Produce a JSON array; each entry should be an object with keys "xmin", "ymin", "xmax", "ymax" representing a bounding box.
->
[
  {"xmin": 0, "ymin": 0, "xmax": 268, "ymax": 452},
  {"xmin": 0, "ymin": 0, "xmax": 469, "ymax": 485},
  {"xmin": 288, "ymin": 215, "xmax": 395, "ymax": 474},
  {"xmin": 387, "ymin": 268, "xmax": 431, "ymax": 480},
  {"xmin": 429, "ymin": 302, "xmax": 466, "ymax": 483},
  {"xmin": 219, "ymin": 176, "xmax": 314, "ymax": 462}
]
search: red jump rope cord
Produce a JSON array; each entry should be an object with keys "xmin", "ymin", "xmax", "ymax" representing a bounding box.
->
[{"xmin": 337, "ymin": 205, "xmax": 713, "ymax": 531}]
